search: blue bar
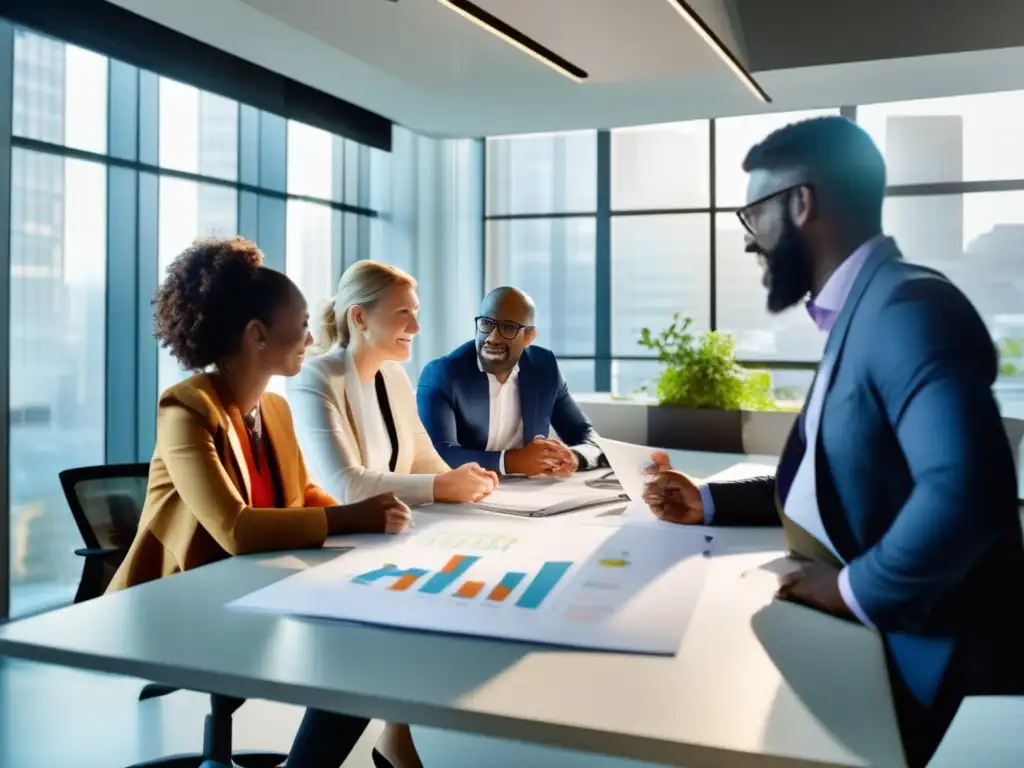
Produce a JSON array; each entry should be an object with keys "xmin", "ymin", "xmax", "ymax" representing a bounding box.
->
[
  {"xmin": 497, "ymin": 571, "xmax": 526, "ymax": 592},
  {"xmin": 418, "ymin": 555, "xmax": 480, "ymax": 594},
  {"xmin": 352, "ymin": 565, "xmax": 427, "ymax": 585},
  {"xmin": 515, "ymin": 561, "xmax": 573, "ymax": 610}
]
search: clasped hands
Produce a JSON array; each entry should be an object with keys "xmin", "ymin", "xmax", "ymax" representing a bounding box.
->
[
  {"xmin": 641, "ymin": 450, "xmax": 853, "ymax": 621},
  {"xmin": 505, "ymin": 435, "xmax": 578, "ymax": 477}
]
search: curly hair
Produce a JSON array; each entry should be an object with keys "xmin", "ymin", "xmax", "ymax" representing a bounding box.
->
[{"xmin": 153, "ymin": 236, "xmax": 297, "ymax": 370}]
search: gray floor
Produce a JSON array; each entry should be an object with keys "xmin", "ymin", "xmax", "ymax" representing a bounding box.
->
[
  {"xmin": 0, "ymin": 658, "xmax": 662, "ymax": 768},
  {"xmin": 0, "ymin": 657, "xmax": 381, "ymax": 768}
]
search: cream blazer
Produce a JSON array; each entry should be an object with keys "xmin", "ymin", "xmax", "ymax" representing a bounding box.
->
[{"xmin": 287, "ymin": 349, "xmax": 449, "ymax": 506}]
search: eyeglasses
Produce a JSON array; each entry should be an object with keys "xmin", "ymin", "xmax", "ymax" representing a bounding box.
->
[
  {"xmin": 735, "ymin": 183, "xmax": 810, "ymax": 235},
  {"xmin": 475, "ymin": 316, "xmax": 533, "ymax": 340}
]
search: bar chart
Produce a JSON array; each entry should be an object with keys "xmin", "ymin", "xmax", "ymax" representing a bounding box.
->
[
  {"xmin": 232, "ymin": 518, "xmax": 715, "ymax": 654},
  {"xmin": 350, "ymin": 554, "xmax": 574, "ymax": 610}
]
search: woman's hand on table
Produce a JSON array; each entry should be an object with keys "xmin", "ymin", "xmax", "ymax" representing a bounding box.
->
[
  {"xmin": 433, "ymin": 462, "xmax": 499, "ymax": 503},
  {"xmin": 326, "ymin": 492, "xmax": 413, "ymax": 535}
]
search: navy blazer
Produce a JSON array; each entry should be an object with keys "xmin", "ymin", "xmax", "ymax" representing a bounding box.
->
[
  {"xmin": 416, "ymin": 342, "xmax": 598, "ymax": 472},
  {"xmin": 709, "ymin": 238, "xmax": 1024, "ymax": 715}
]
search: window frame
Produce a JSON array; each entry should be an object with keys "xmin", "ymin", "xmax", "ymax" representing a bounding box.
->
[{"xmin": 0, "ymin": 24, "xmax": 388, "ymax": 620}]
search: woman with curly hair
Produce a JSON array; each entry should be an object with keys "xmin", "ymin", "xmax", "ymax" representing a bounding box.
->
[{"xmin": 107, "ymin": 236, "xmax": 407, "ymax": 767}]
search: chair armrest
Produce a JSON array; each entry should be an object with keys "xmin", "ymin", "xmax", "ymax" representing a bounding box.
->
[{"xmin": 74, "ymin": 546, "xmax": 126, "ymax": 558}]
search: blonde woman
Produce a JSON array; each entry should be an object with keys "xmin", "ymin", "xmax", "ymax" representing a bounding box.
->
[{"xmin": 287, "ymin": 260, "xmax": 497, "ymax": 768}]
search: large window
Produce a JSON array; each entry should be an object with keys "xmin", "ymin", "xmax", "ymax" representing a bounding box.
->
[
  {"xmin": 485, "ymin": 131, "xmax": 596, "ymax": 216},
  {"xmin": 485, "ymin": 99, "xmax": 1024, "ymax": 410},
  {"xmin": 156, "ymin": 178, "xmax": 239, "ymax": 393},
  {"xmin": 485, "ymin": 131, "xmax": 598, "ymax": 394},
  {"xmin": 9, "ymin": 149, "xmax": 106, "ymax": 615},
  {"xmin": 5, "ymin": 27, "xmax": 385, "ymax": 618},
  {"xmin": 486, "ymin": 111, "xmax": 840, "ymax": 395}
]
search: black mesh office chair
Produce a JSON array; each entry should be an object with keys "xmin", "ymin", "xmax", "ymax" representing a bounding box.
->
[
  {"xmin": 60, "ymin": 464, "xmax": 287, "ymax": 768},
  {"xmin": 60, "ymin": 463, "xmax": 148, "ymax": 603}
]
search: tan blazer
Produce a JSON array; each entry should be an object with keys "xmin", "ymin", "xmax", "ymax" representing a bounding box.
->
[
  {"xmin": 287, "ymin": 349, "xmax": 449, "ymax": 506},
  {"xmin": 107, "ymin": 374, "xmax": 334, "ymax": 593}
]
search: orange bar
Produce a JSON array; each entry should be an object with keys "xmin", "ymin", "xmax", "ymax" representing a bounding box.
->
[
  {"xmin": 441, "ymin": 555, "xmax": 465, "ymax": 573},
  {"xmin": 389, "ymin": 573, "xmax": 421, "ymax": 591},
  {"xmin": 487, "ymin": 585, "xmax": 511, "ymax": 602},
  {"xmin": 454, "ymin": 580, "xmax": 484, "ymax": 598}
]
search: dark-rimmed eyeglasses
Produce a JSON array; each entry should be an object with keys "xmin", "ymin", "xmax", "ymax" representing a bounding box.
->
[
  {"xmin": 475, "ymin": 316, "xmax": 533, "ymax": 340},
  {"xmin": 736, "ymin": 183, "xmax": 810, "ymax": 235}
]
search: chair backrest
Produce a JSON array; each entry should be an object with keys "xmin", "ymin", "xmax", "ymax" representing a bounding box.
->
[{"xmin": 59, "ymin": 464, "xmax": 149, "ymax": 552}]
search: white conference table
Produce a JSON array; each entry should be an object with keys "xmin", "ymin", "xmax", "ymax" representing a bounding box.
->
[{"xmin": 0, "ymin": 450, "xmax": 906, "ymax": 767}]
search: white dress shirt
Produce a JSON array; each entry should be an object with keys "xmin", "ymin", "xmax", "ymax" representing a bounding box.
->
[{"xmin": 479, "ymin": 359, "xmax": 524, "ymax": 474}]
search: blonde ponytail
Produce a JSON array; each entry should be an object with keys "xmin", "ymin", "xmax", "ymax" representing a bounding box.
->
[{"xmin": 306, "ymin": 260, "xmax": 416, "ymax": 356}]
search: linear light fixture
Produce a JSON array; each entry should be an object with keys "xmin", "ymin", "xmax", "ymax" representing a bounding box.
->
[
  {"xmin": 663, "ymin": 0, "xmax": 771, "ymax": 103},
  {"xmin": 436, "ymin": 0, "xmax": 588, "ymax": 83}
]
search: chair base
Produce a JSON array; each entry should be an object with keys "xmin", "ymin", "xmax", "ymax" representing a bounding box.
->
[
  {"xmin": 139, "ymin": 682, "xmax": 180, "ymax": 701},
  {"xmin": 131, "ymin": 693, "xmax": 287, "ymax": 768},
  {"xmin": 124, "ymin": 752, "xmax": 285, "ymax": 768}
]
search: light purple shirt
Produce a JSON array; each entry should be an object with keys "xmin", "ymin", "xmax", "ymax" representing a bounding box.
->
[{"xmin": 699, "ymin": 234, "xmax": 886, "ymax": 627}]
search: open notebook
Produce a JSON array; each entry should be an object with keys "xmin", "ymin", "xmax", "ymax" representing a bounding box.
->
[{"xmin": 473, "ymin": 472, "xmax": 628, "ymax": 517}]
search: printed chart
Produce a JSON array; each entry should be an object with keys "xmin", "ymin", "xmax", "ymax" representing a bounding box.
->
[{"xmin": 230, "ymin": 519, "xmax": 716, "ymax": 654}]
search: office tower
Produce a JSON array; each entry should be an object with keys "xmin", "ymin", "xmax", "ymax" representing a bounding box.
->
[
  {"xmin": 884, "ymin": 115, "xmax": 965, "ymax": 273},
  {"xmin": 611, "ymin": 127, "xmax": 707, "ymax": 394},
  {"xmin": 9, "ymin": 30, "xmax": 82, "ymax": 595}
]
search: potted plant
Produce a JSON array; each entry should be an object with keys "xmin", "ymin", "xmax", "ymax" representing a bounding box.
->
[{"xmin": 636, "ymin": 314, "xmax": 779, "ymax": 452}]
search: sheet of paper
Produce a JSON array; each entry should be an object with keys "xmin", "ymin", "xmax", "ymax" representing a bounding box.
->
[
  {"xmin": 701, "ymin": 462, "xmax": 776, "ymax": 484},
  {"xmin": 473, "ymin": 474, "xmax": 625, "ymax": 514},
  {"xmin": 231, "ymin": 518, "xmax": 715, "ymax": 655},
  {"xmin": 592, "ymin": 436, "xmax": 656, "ymax": 501}
]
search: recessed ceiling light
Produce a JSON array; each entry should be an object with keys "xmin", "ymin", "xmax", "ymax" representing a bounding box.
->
[
  {"xmin": 663, "ymin": 0, "xmax": 771, "ymax": 103},
  {"xmin": 436, "ymin": 0, "xmax": 588, "ymax": 83}
]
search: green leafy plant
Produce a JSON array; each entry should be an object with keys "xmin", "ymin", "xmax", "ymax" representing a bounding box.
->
[
  {"xmin": 999, "ymin": 337, "xmax": 1024, "ymax": 378},
  {"xmin": 638, "ymin": 314, "xmax": 776, "ymax": 411}
]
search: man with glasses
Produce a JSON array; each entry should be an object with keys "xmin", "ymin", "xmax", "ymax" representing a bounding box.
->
[
  {"xmin": 417, "ymin": 286, "xmax": 603, "ymax": 476},
  {"xmin": 644, "ymin": 116, "xmax": 1024, "ymax": 766}
]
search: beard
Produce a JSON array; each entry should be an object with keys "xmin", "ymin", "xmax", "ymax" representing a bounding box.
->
[
  {"xmin": 762, "ymin": 217, "xmax": 814, "ymax": 314},
  {"xmin": 477, "ymin": 341, "xmax": 514, "ymax": 375}
]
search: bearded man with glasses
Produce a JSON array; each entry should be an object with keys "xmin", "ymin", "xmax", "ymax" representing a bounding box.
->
[
  {"xmin": 417, "ymin": 286, "xmax": 605, "ymax": 477},
  {"xmin": 643, "ymin": 115, "xmax": 1024, "ymax": 767}
]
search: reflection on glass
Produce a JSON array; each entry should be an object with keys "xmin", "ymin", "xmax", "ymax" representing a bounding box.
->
[
  {"xmin": 368, "ymin": 146, "xmax": 391, "ymax": 216},
  {"xmin": 13, "ymin": 28, "xmax": 108, "ymax": 154},
  {"xmin": 287, "ymin": 120, "xmax": 337, "ymax": 201},
  {"xmin": 611, "ymin": 214, "xmax": 710, "ymax": 356},
  {"xmin": 156, "ymin": 179, "xmax": 238, "ymax": 394},
  {"xmin": 9, "ymin": 150, "xmax": 107, "ymax": 617},
  {"xmin": 611, "ymin": 121, "xmax": 710, "ymax": 211},
  {"xmin": 882, "ymin": 191, "xmax": 1024, "ymax": 417},
  {"xmin": 159, "ymin": 78, "xmax": 239, "ymax": 181},
  {"xmin": 486, "ymin": 218, "xmax": 596, "ymax": 356},
  {"xmin": 611, "ymin": 359, "xmax": 662, "ymax": 397},
  {"xmin": 556, "ymin": 360, "xmax": 595, "ymax": 395},
  {"xmin": 714, "ymin": 213, "xmax": 824, "ymax": 362},
  {"xmin": 714, "ymin": 109, "xmax": 839, "ymax": 207},
  {"xmin": 286, "ymin": 200, "xmax": 341, "ymax": 316},
  {"xmin": 485, "ymin": 131, "xmax": 597, "ymax": 216},
  {"xmin": 343, "ymin": 138, "xmax": 362, "ymax": 206},
  {"xmin": 859, "ymin": 92, "xmax": 1024, "ymax": 186}
]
